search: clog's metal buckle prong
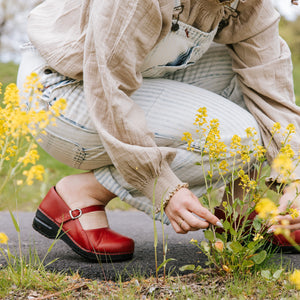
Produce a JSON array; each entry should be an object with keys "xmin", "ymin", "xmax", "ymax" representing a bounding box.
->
[
  {"xmin": 171, "ymin": 4, "xmax": 184, "ymax": 32},
  {"xmin": 69, "ymin": 208, "xmax": 83, "ymax": 219}
]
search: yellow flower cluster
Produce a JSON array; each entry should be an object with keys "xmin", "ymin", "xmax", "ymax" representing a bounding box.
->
[
  {"xmin": 290, "ymin": 269, "xmax": 300, "ymax": 290},
  {"xmin": 23, "ymin": 165, "xmax": 45, "ymax": 185},
  {"xmin": 182, "ymin": 132, "xmax": 194, "ymax": 151},
  {"xmin": 0, "ymin": 232, "xmax": 8, "ymax": 244},
  {"xmin": 238, "ymin": 169, "xmax": 257, "ymax": 192},
  {"xmin": 255, "ymin": 198, "xmax": 278, "ymax": 220},
  {"xmin": 272, "ymin": 153, "xmax": 294, "ymax": 181},
  {"xmin": 253, "ymin": 233, "xmax": 263, "ymax": 241},
  {"xmin": 289, "ymin": 208, "xmax": 299, "ymax": 219},
  {"xmin": 0, "ymin": 73, "xmax": 66, "ymax": 190},
  {"xmin": 271, "ymin": 122, "xmax": 281, "ymax": 135},
  {"xmin": 194, "ymin": 107, "xmax": 208, "ymax": 129},
  {"xmin": 17, "ymin": 144, "xmax": 39, "ymax": 166},
  {"xmin": 204, "ymin": 119, "xmax": 227, "ymax": 161}
]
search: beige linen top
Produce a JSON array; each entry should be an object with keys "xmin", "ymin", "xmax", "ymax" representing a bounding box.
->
[{"xmin": 27, "ymin": 0, "xmax": 300, "ymax": 209}]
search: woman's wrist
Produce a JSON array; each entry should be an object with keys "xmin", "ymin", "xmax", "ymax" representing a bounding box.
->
[{"xmin": 161, "ymin": 183, "xmax": 189, "ymax": 212}]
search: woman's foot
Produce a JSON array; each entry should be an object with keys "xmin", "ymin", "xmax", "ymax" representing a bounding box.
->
[
  {"xmin": 55, "ymin": 172, "xmax": 115, "ymax": 230},
  {"xmin": 32, "ymin": 172, "xmax": 134, "ymax": 262}
]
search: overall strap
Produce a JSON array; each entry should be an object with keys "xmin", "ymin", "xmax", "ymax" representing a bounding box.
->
[
  {"xmin": 230, "ymin": 0, "xmax": 239, "ymax": 9},
  {"xmin": 172, "ymin": 0, "xmax": 184, "ymax": 31}
]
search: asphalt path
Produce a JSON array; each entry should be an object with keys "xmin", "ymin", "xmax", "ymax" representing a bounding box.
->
[{"xmin": 1, "ymin": 211, "xmax": 300, "ymax": 281}]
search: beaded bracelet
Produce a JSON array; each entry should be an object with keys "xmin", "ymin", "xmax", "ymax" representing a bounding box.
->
[{"xmin": 160, "ymin": 183, "xmax": 189, "ymax": 212}]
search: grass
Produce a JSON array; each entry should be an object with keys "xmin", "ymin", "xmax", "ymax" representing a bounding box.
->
[{"xmin": 0, "ymin": 261, "xmax": 300, "ymax": 299}]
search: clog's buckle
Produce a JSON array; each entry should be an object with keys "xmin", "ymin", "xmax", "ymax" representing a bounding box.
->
[{"xmin": 69, "ymin": 208, "xmax": 82, "ymax": 219}]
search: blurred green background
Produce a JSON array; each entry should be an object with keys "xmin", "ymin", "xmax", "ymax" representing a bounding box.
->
[{"xmin": 0, "ymin": 18, "xmax": 300, "ymax": 211}]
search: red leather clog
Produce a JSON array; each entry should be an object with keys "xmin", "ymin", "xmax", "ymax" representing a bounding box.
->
[
  {"xmin": 269, "ymin": 230, "xmax": 300, "ymax": 254},
  {"xmin": 32, "ymin": 187, "xmax": 134, "ymax": 262}
]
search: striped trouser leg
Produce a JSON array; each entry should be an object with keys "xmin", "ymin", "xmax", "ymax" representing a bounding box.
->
[{"xmin": 94, "ymin": 43, "xmax": 261, "ymax": 221}]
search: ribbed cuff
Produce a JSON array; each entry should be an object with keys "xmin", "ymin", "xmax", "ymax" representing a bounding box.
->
[{"xmin": 140, "ymin": 161, "xmax": 183, "ymax": 211}]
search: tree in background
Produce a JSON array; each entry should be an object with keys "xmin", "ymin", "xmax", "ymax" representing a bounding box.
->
[{"xmin": 0, "ymin": 0, "xmax": 42, "ymax": 62}]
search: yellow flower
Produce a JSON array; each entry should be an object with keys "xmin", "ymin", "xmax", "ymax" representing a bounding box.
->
[
  {"xmin": 253, "ymin": 143, "xmax": 266, "ymax": 161},
  {"xmin": 272, "ymin": 153, "xmax": 294, "ymax": 180},
  {"xmin": 271, "ymin": 122, "xmax": 281, "ymax": 135},
  {"xmin": 194, "ymin": 107, "xmax": 208, "ymax": 127},
  {"xmin": 280, "ymin": 144, "xmax": 295, "ymax": 158},
  {"xmin": 23, "ymin": 165, "xmax": 45, "ymax": 185},
  {"xmin": 23, "ymin": 72, "xmax": 43, "ymax": 95},
  {"xmin": 218, "ymin": 160, "xmax": 229, "ymax": 175},
  {"xmin": 286, "ymin": 123, "xmax": 296, "ymax": 134},
  {"xmin": 182, "ymin": 132, "xmax": 194, "ymax": 151},
  {"xmin": 253, "ymin": 233, "xmax": 263, "ymax": 241},
  {"xmin": 0, "ymin": 232, "xmax": 9, "ymax": 244},
  {"xmin": 255, "ymin": 198, "xmax": 278, "ymax": 219},
  {"xmin": 245, "ymin": 127, "xmax": 257, "ymax": 138},
  {"xmin": 203, "ymin": 119, "xmax": 227, "ymax": 160},
  {"xmin": 289, "ymin": 208, "xmax": 299, "ymax": 219},
  {"xmin": 16, "ymin": 180, "xmax": 23, "ymax": 186},
  {"xmin": 290, "ymin": 269, "xmax": 300, "ymax": 290},
  {"xmin": 50, "ymin": 98, "xmax": 67, "ymax": 117}
]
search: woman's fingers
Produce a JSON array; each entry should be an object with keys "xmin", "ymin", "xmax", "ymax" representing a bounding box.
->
[
  {"xmin": 271, "ymin": 222, "xmax": 300, "ymax": 232},
  {"xmin": 189, "ymin": 195, "xmax": 221, "ymax": 228},
  {"xmin": 164, "ymin": 187, "xmax": 222, "ymax": 234},
  {"xmin": 181, "ymin": 210, "xmax": 210, "ymax": 231},
  {"xmin": 277, "ymin": 192, "xmax": 290, "ymax": 213}
]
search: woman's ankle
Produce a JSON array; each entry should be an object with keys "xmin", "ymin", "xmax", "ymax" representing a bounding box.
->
[
  {"xmin": 54, "ymin": 172, "xmax": 116, "ymax": 230},
  {"xmin": 55, "ymin": 172, "xmax": 115, "ymax": 208}
]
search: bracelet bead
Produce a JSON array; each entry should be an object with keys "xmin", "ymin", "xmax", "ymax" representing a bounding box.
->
[{"xmin": 158, "ymin": 183, "xmax": 189, "ymax": 213}]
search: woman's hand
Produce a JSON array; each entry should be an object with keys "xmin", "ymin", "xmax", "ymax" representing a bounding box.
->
[
  {"xmin": 271, "ymin": 182, "xmax": 300, "ymax": 232},
  {"xmin": 164, "ymin": 188, "xmax": 222, "ymax": 234}
]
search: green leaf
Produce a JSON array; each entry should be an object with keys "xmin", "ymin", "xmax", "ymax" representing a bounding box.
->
[
  {"xmin": 179, "ymin": 264, "xmax": 195, "ymax": 272},
  {"xmin": 261, "ymin": 270, "xmax": 271, "ymax": 280},
  {"xmin": 252, "ymin": 250, "xmax": 267, "ymax": 265},
  {"xmin": 229, "ymin": 241, "xmax": 244, "ymax": 253},
  {"xmin": 223, "ymin": 220, "xmax": 231, "ymax": 230},
  {"xmin": 232, "ymin": 210, "xmax": 239, "ymax": 222},
  {"xmin": 229, "ymin": 226, "xmax": 237, "ymax": 236},
  {"xmin": 156, "ymin": 258, "xmax": 176, "ymax": 272},
  {"xmin": 247, "ymin": 241, "xmax": 256, "ymax": 250},
  {"xmin": 204, "ymin": 230, "xmax": 215, "ymax": 242},
  {"xmin": 207, "ymin": 186, "xmax": 213, "ymax": 194},
  {"xmin": 200, "ymin": 241, "xmax": 210, "ymax": 253},
  {"xmin": 273, "ymin": 269, "xmax": 283, "ymax": 280},
  {"xmin": 9, "ymin": 210, "xmax": 20, "ymax": 233},
  {"xmin": 227, "ymin": 205, "xmax": 233, "ymax": 215},
  {"xmin": 242, "ymin": 260, "xmax": 254, "ymax": 268},
  {"xmin": 216, "ymin": 232, "xmax": 226, "ymax": 243},
  {"xmin": 195, "ymin": 265, "xmax": 203, "ymax": 272},
  {"xmin": 252, "ymin": 218, "xmax": 262, "ymax": 231}
]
